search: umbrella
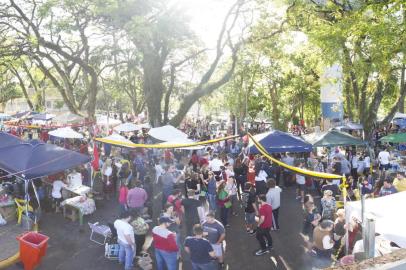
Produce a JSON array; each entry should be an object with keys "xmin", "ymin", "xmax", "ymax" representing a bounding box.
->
[
  {"xmin": 32, "ymin": 113, "xmax": 55, "ymax": 121},
  {"xmin": 0, "ymin": 140, "xmax": 90, "ymax": 179},
  {"xmin": 379, "ymin": 133, "xmax": 406, "ymax": 144},
  {"xmin": 113, "ymin": 122, "xmax": 140, "ymax": 132},
  {"xmin": 53, "ymin": 113, "xmax": 84, "ymax": 124},
  {"xmin": 49, "ymin": 127, "xmax": 84, "ymax": 139}
]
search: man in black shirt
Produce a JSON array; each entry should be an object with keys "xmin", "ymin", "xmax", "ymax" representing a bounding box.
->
[
  {"xmin": 184, "ymin": 224, "xmax": 216, "ymax": 270},
  {"xmin": 241, "ymin": 182, "xmax": 258, "ymax": 234},
  {"xmin": 321, "ymin": 180, "xmax": 340, "ymax": 198},
  {"xmin": 181, "ymin": 190, "xmax": 202, "ymax": 236}
]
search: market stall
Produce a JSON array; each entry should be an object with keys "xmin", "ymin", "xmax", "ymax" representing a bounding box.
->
[
  {"xmin": 52, "ymin": 113, "xmax": 85, "ymax": 125},
  {"xmin": 346, "ymin": 191, "xmax": 406, "ymax": 248},
  {"xmin": 113, "ymin": 122, "xmax": 141, "ymax": 133},
  {"xmin": 302, "ymin": 130, "xmax": 367, "ymax": 147},
  {"xmin": 248, "ymin": 130, "xmax": 313, "ymax": 154},
  {"xmin": 48, "ymin": 127, "xmax": 84, "ymax": 139},
  {"xmin": 378, "ymin": 133, "xmax": 406, "ymax": 172},
  {"xmin": 0, "ymin": 132, "xmax": 22, "ymax": 148},
  {"xmin": 148, "ymin": 125, "xmax": 189, "ymax": 142},
  {"xmin": 11, "ymin": 111, "xmax": 39, "ymax": 120},
  {"xmin": 95, "ymin": 114, "xmax": 122, "ymax": 126},
  {"xmin": 0, "ymin": 140, "xmax": 92, "ymax": 227}
]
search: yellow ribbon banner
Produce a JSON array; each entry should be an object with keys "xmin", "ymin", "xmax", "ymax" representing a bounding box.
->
[
  {"xmin": 95, "ymin": 135, "xmax": 239, "ymax": 149},
  {"xmin": 248, "ymin": 133, "xmax": 342, "ymax": 180}
]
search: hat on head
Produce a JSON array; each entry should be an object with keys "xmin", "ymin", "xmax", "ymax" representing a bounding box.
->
[{"xmin": 159, "ymin": 216, "xmax": 174, "ymax": 224}]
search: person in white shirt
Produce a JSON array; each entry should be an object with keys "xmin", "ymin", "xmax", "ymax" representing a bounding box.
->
[
  {"xmin": 295, "ymin": 162, "xmax": 306, "ymax": 203},
  {"xmin": 350, "ymin": 153, "xmax": 359, "ymax": 180},
  {"xmin": 51, "ymin": 178, "xmax": 67, "ymax": 210},
  {"xmin": 255, "ymin": 165, "xmax": 268, "ymax": 195},
  {"xmin": 357, "ymin": 156, "xmax": 365, "ymax": 176},
  {"xmin": 154, "ymin": 159, "xmax": 165, "ymax": 184},
  {"xmin": 114, "ymin": 212, "xmax": 135, "ymax": 270},
  {"xmin": 209, "ymin": 154, "xmax": 223, "ymax": 180},
  {"xmin": 378, "ymin": 148, "xmax": 390, "ymax": 171},
  {"xmin": 266, "ymin": 179, "xmax": 282, "ymax": 230},
  {"xmin": 52, "ymin": 179, "xmax": 67, "ymax": 200},
  {"xmin": 102, "ymin": 158, "xmax": 114, "ymax": 200},
  {"xmin": 363, "ymin": 154, "xmax": 371, "ymax": 175}
]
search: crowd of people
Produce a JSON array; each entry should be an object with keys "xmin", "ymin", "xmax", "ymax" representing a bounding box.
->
[
  {"xmin": 3, "ymin": 116, "xmax": 406, "ymax": 270},
  {"xmin": 103, "ymin": 131, "xmax": 406, "ymax": 270}
]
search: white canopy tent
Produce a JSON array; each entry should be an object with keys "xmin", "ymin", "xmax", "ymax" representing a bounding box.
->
[
  {"xmin": 113, "ymin": 122, "xmax": 141, "ymax": 132},
  {"xmin": 96, "ymin": 115, "xmax": 122, "ymax": 126},
  {"xmin": 393, "ymin": 112, "xmax": 406, "ymax": 119},
  {"xmin": 148, "ymin": 125, "xmax": 188, "ymax": 142},
  {"xmin": 48, "ymin": 127, "xmax": 84, "ymax": 139},
  {"xmin": 346, "ymin": 191, "xmax": 406, "ymax": 248},
  {"xmin": 138, "ymin": 123, "xmax": 151, "ymax": 129},
  {"xmin": 53, "ymin": 112, "xmax": 84, "ymax": 124},
  {"xmin": 101, "ymin": 133, "xmax": 134, "ymax": 146},
  {"xmin": 158, "ymin": 138, "xmax": 205, "ymax": 150}
]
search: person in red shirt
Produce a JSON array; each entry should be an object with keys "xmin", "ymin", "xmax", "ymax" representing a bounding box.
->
[
  {"xmin": 152, "ymin": 216, "xmax": 178, "ymax": 270},
  {"xmin": 255, "ymin": 194, "xmax": 273, "ymax": 256}
]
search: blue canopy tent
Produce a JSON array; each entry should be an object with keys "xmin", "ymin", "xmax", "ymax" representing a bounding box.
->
[
  {"xmin": 11, "ymin": 111, "xmax": 39, "ymax": 119},
  {"xmin": 0, "ymin": 140, "xmax": 91, "ymax": 180},
  {"xmin": 249, "ymin": 130, "xmax": 313, "ymax": 154},
  {"xmin": 0, "ymin": 132, "xmax": 23, "ymax": 148},
  {"xmin": 0, "ymin": 140, "xmax": 91, "ymax": 220},
  {"xmin": 32, "ymin": 113, "xmax": 55, "ymax": 121}
]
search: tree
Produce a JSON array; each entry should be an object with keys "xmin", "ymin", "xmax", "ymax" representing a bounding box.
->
[
  {"xmin": 0, "ymin": 0, "xmax": 105, "ymax": 118},
  {"xmin": 0, "ymin": 67, "xmax": 21, "ymax": 110},
  {"xmin": 287, "ymin": 0, "xmax": 406, "ymax": 139},
  {"xmin": 98, "ymin": 0, "xmax": 250, "ymax": 127}
]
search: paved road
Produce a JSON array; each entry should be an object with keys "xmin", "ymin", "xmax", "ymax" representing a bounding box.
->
[{"xmin": 7, "ymin": 184, "xmax": 317, "ymax": 270}]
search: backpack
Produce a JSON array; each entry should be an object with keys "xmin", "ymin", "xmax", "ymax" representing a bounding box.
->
[{"xmin": 241, "ymin": 191, "xmax": 250, "ymax": 209}]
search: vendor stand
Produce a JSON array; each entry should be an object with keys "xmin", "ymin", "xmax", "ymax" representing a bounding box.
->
[
  {"xmin": 0, "ymin": 140, "xmax": 91, "ymax": 228},
  {"xmin": 379, "ymin": 133, "xmax": 406, "ymax": 173}
]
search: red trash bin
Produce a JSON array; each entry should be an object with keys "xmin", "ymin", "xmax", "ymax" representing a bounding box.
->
[{"xmin": 16, "ymin": 232, "xmax": 49, "ymax": 270}]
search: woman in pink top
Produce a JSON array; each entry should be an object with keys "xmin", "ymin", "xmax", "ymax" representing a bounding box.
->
[{"xmin": 118, "ymin": 182, "xmax": 129, "ymax": 215}]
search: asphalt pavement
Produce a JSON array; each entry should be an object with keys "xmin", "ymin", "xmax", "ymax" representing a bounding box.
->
[{"xmin": 6, "ymin": 183, "xmax": 317, "ymax": 270}]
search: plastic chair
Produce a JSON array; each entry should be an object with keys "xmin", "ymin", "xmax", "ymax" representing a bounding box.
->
[
  {"xmin": 15, "ymin": 198, "xmax": 33, "ymax": 224},
  {"xmin": 88, "ymin": 222, "xmax": 111, "ymax": 245}
]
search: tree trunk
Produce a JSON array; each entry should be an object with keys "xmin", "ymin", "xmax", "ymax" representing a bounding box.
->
[
  {"xmin": 399, "ymin": 65, "xmax": 405, "ymax": 113},
  {"xmin": 268, "ymin": 83, "xmax": 281, "ymax": 130},
  {"xmin": 86, "ymin": 71, "xmax": 98, "ymax": 120},
  {"xmin": 344, "ymin": 75, "xmax": 353, "ymax": 120},
  {"xmin": 12, "ymin": 68, "xmax": 34, "ymax": 110},
  {"xmin": 142, "ymin": 52, "xmax": 165, "ymax": 127}
]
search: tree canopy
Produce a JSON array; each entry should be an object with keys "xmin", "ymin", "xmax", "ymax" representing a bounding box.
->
[{"xmin": 0, "ymin": 0, "xmax": 404, "ymax": 136}]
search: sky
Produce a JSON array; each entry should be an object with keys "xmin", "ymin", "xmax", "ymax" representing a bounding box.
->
[{"xmin": 170, "ymin": 0, "xmax": 236, "ymax": 48}]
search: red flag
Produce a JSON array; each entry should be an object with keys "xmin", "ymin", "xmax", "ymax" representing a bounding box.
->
[{"xmin": 91, "ymin": 144, "xmax": 99, "ymax": 171}]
